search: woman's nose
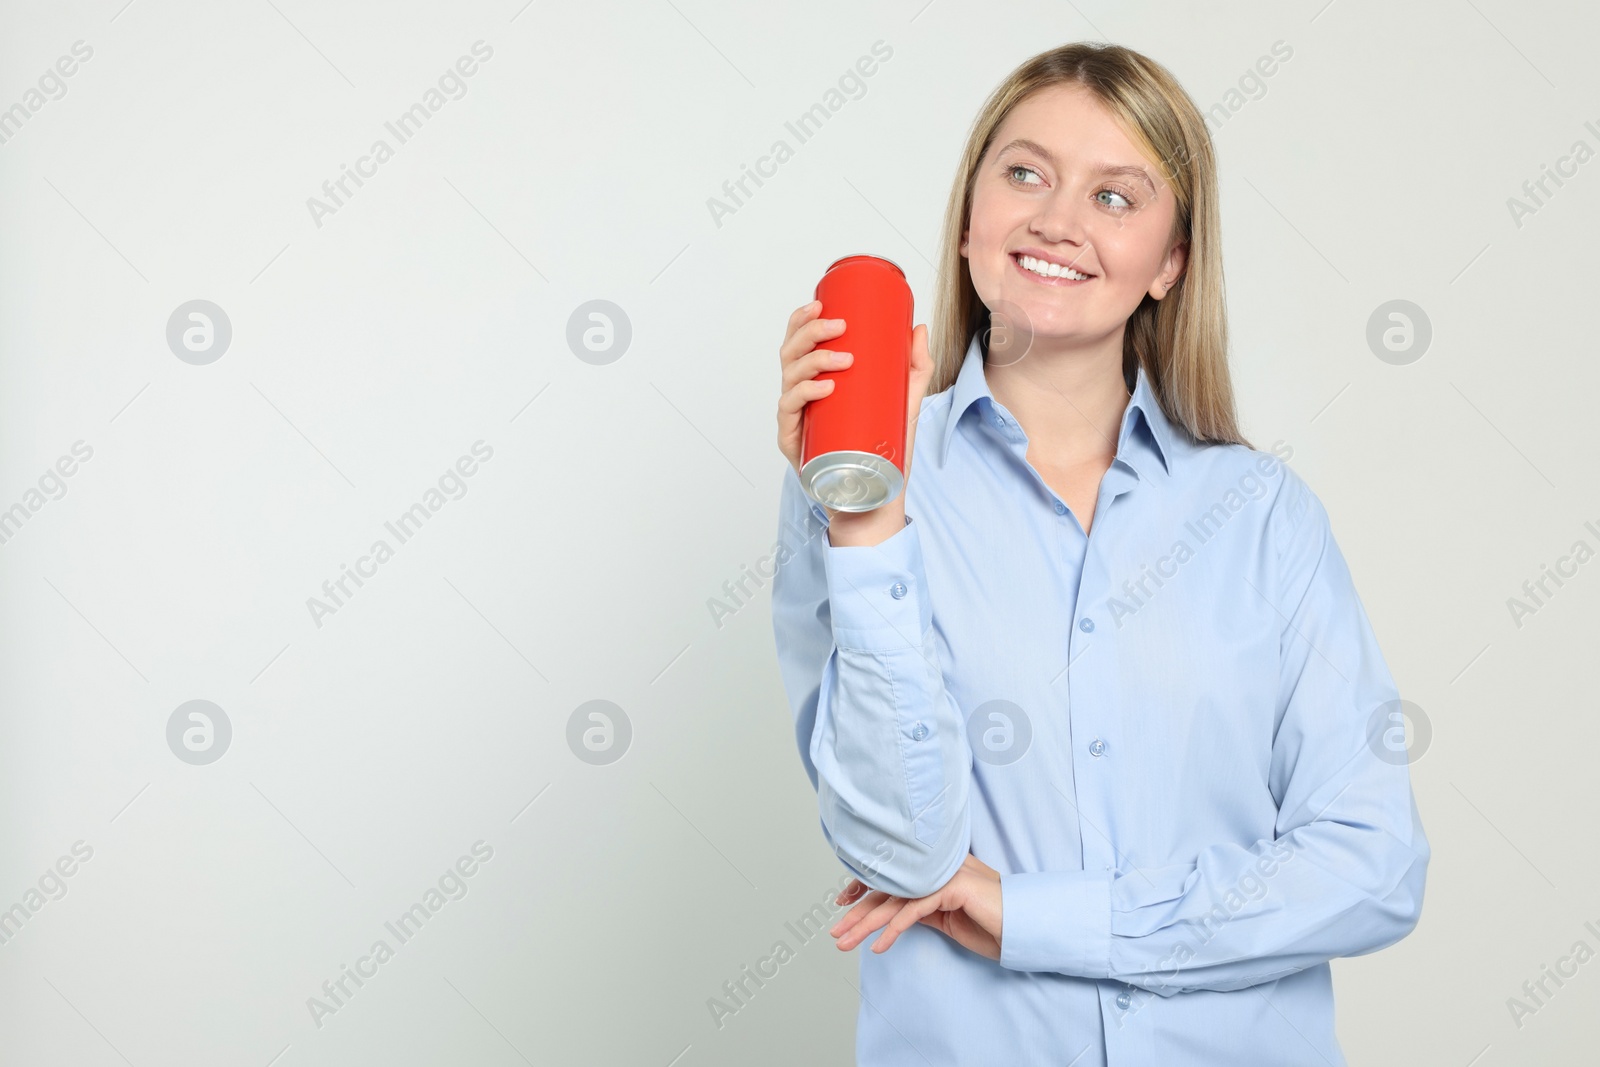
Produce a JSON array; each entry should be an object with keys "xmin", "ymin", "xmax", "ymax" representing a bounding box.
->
[{"xmin": 1029, "ymin": 188, "xmax": 1092, "ymax": 245}]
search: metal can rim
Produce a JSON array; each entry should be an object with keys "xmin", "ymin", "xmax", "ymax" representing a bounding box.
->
[{"xmin": 821, "ymin": 253, "xmax": 905, "ymax": 279}]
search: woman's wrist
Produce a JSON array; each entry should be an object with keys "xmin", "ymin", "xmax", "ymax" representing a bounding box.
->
[{"xmin": 824, "ymin": 503, "xmax": 907, "ymax": 547}]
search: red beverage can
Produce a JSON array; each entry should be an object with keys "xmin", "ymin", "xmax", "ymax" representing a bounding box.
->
[{"xmin": 800, "ymin": 254, "xmax": 912, "ymax": 512}]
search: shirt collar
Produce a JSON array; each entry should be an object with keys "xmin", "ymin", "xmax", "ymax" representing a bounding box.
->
[{"xmin": 938, "ymin": 331, "xmax": 1177, "ymax": 478}]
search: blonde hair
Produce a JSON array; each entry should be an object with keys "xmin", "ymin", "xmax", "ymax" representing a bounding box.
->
[{"xmin": 929, "ymin": 42, "xmax": 1251, "ymax": 449}]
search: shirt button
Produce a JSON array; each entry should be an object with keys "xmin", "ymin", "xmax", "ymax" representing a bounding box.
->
[
  {"xmin": 890, "ymin": 581, "xmax": 907, "ymax": 599},
  {"xmin": 911, "ymin": 722, "xmax": 929, "ymax": 741},
  {"xmin": 1054, "ymin": 501, "xmax": 1068, "ymax": 515},
  {"xmin": 1079, "ymin": 617, "xmax": 1095, "ymax": 632},
  {"xmin": 1089, "ymin": 738, "xmax": 1106, "ymax": 757},
  {"xmin": 1116, "ymin": 991, "xmax": 1132, "ymax": 1009}
]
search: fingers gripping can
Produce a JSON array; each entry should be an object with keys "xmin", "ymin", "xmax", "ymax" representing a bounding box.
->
[{"xmin": 800, "ymin": 254, "xmax": 912, "ymax": 512}]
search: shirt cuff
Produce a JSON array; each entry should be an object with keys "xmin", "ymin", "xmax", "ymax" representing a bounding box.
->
[
  {"xmin": 822, "ymin": 515, "xmax": 926, "ymax": 651},
  {"xmin": 999, "ymin": 868, "xmax": 1113, "ymax": 978}
]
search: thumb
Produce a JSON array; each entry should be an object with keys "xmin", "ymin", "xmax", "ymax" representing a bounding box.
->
[
  {"xmin": 908, "ymin": 323, "xmax": 933, "ymax": 404},
  {"xmin": 904, "ymin": 324, "xmax": 932, "ymax": 471}
]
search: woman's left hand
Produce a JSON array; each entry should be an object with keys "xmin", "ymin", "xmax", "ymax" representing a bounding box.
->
[{"xmin": 829, "ymin": 853, "xmax": 1004, "ymax": 960}]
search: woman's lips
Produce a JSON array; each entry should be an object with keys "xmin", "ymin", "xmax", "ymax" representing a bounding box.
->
[{"xmin": 1010, "ymin": 252, "xmax": 1094, "ymax": 286}]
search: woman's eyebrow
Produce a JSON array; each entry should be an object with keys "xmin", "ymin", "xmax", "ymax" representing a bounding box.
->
[{"xmin": 997, "ymin": 138, "xmax": 1158, "ymax": 195}]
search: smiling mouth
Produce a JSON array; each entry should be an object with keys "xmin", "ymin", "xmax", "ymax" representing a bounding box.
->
[{"xmin": 1010, "ymin": 252, "xmax": 1095, "ymax": 283}]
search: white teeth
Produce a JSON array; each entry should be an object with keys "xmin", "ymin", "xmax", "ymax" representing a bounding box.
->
[{"xmin": 1018, "ymin": 254, "xmax": 1090, "ymax": 280}]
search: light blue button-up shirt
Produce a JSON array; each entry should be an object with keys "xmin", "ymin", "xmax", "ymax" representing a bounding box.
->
[{"xmin": 770, "ymin": 333, "xmax": 1430, "ymax": 1066}]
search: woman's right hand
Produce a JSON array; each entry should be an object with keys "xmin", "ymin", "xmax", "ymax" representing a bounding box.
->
[
  {"xmin": 777, "ymin": 300, "xmax": 933, "ymax": 544},
  {"xmin": 776, "ymin": 298, "xmax": 852, "ymax": 478}
]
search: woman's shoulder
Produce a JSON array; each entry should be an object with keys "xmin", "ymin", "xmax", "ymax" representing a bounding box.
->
[{"xmin": 1178, "ymin": 437, "xmax": 1328, "ymax": 558}]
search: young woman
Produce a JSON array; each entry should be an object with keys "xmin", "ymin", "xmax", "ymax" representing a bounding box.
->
[{"xmin": 770, "ymin": 42, "xmax": 1430, "ymax": 1066}]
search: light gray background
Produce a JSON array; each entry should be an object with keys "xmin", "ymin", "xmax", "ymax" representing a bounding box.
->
[{"xmin": 1, "ymin": 0, "xmax": 1595, "ymax": 1064}]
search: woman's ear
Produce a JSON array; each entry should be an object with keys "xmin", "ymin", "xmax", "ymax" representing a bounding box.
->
[
  {"xmin": 1152, "ymin": 240, "xmax": 1188, "ymax": 298},
  {"xmin": 1167, "ymin": 239, "xmax": 1188, "ymax": 282}
]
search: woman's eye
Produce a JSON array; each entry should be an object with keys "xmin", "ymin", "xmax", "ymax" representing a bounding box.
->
[
  {"xmin": 1007, "ymin": 165, "xmax": 1043, "ymax": 186},
  {"xmin": 1098, "ymin": 188, "xmax": 1134, "ymax": 211}
]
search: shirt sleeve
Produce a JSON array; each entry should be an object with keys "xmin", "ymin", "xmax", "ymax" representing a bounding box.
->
[
  {"xmin": 997, "ymin": 468, "xmax": 1431, "ymax": 992},
  {"xmin": 770, "ymin": 464, "xmax": 972, "ymax": 900}
]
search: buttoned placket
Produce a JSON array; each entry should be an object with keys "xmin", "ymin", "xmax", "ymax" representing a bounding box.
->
[
  {"xmin": 1065, "ymin": 454, "xmax": 1144, "ymax": 1039},
  {"xmin": 982, "ymin": 395, "xmax": 1146, "ymax": 868},
  {"xmin": 1062, "ymin": 459, "xmax": 1137, "ymax": 841},
  {"xmin": 979, "ymin": 392, "xmax": 1170, "ymax": 1053}
]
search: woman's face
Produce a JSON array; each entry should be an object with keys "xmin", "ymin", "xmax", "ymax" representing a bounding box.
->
[{"xmin": 962, "ymin": 83, "xmax": 1185, "ymax": 353}]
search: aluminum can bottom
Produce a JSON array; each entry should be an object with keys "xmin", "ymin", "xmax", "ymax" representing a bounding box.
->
[{"xmin": 799, "ymin": 450, "xmax": 905, "ymax": 513}]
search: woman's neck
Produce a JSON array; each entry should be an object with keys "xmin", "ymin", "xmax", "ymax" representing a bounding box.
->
[{"xmin": 983, "ymin": 336, "xmax": 1130, "ymax": 465}]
